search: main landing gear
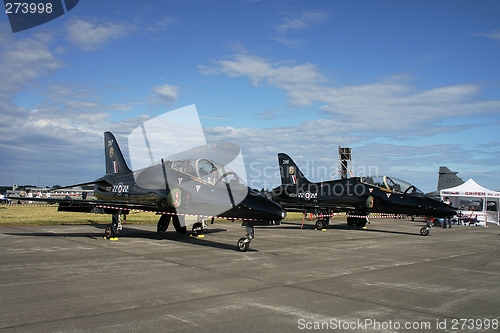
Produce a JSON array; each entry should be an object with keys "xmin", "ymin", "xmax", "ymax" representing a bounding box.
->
[
  {"xmin": 315, "ymin": 217, "xmax": 329, "ymax": 230},
  {"xmin": 105, "ymin": 211, "xmax": 259, "ymax": 251},
  {"xmin": 157, "ymin": 214, "xmax": 208, "ymax": 237},
  {"xmin": 105, "ymin": 210, "xmax": 126, "ymax": 240},
  {"xmin": 347, "ymin": 212, "xmax": 369, "ymax": 229},
  {"xmin": 305, "ymin": 210, "xmax": 331, "ymax": 230},
  {"xmin": 237, "ymin": 224, "xmax": 255, "ymax": 252},
  {"xmin": 156, "ymin": 214, "xmax": 187, "ymax": 234},
  {"xmin": 158, "ymin": 214, "xmax": 254, "ymax": 251}
]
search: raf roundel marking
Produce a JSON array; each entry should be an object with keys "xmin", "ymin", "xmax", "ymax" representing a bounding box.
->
[
  {"xmin": 112, "ymin": 182, "xmax": 129, "ymax": 196},
  {"xmin": 298, "ymin": 191, "xmax": 317, "ymax": 201}
]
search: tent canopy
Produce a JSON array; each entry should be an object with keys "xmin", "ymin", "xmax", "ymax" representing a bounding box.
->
[
  {"xmin": 441, "ymin": 178, "xmax": 500, "ymax": 198},
  {"xmin": 441, "ymin": 178, "xmax": 499, "ymax": 225}
]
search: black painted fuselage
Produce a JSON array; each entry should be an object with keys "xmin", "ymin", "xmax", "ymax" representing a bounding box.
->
[{"xmin": 272, "ymin": 153, "xmax": 456, "ymax": 219}]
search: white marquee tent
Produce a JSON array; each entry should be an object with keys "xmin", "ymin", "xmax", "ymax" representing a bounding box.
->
[{"xmin": 441, "ymin": 179, "xmax": 500, "ymax": 225}]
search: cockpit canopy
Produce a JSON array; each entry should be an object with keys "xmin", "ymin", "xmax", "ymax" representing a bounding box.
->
[
  {"xmin": 361, "ymin": 176, "xmax": 425, "ymax": 196},
  {"xmin": 170, "ymin": 158, "xmax": 246, "ymax": 188}
]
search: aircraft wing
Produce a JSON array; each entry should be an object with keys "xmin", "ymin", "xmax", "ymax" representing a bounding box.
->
[
  {"xmin": 274, "ymin": 200, "xmax": 359, "ymax": 213},
  {"xmin": 9, "ymin": 196, "xmax": 163, "ymax": 213},
  {"xmin": 50, "ymin": 178, "xmax": 108, "ymax": 190}
]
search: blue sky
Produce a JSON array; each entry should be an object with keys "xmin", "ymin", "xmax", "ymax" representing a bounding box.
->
[{"xmin": 1, "ymin": 0, "xmax": 499, "ymax": 192}]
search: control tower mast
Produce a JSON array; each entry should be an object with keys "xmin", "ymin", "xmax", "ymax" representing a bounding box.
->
[{"xmin": 338, "ymin": 147, "xmax": 352, "ymax": 179}]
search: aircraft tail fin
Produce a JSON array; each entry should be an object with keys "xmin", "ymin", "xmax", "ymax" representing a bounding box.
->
[
  {"xmin": 104, "ymin": 132, "xmax": 132, "ymax": 175},
  {"xmin": 278, "ymin": 153, "xmax": 310, "ymax": 185},
  {"xmin": 437, "ymin": 166, "xmax": 464, "ymax": 191}
]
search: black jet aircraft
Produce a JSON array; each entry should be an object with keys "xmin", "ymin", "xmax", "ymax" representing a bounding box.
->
[
  {"xmin": 15, "ymin": 132, "xmax": 285, "ymax": 251},
  {"xmin": 271, "ymin": 153, "xmax": 456, "ymax": 235}
]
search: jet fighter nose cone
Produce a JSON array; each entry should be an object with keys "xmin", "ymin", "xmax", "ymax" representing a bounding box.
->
[
  {"xmin": 445, "ymin": 204, "xmax": 457, "ymax": 215},
  {"xmin": 261, "ymin": 197, "xmax": 286, "ymax": 221},
  {"xmin": 432, "ymin": 199, "xmax": 457, "ymax": 217},
  {"xmin": 238, "ymin": 192, "xmax": 285, "ymax": 223}
]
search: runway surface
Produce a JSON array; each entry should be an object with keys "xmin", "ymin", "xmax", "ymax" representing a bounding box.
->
[{"xmin": 1, "ymin": 218, "xmax": 499, "ymax": 332}]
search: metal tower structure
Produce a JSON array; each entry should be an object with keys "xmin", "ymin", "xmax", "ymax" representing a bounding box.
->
[{"xmin": 338, "ymin": 147, "xmax": 353, "ymax": 179}]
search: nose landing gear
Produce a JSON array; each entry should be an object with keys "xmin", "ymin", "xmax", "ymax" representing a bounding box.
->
[
  {"xmin": 237, "ymin": 225, "xmax": 254, "ymax": 252},
  {"xmin": 191, "ymin": 218, "xmax": 208, "ymax": 238},
  {"xmin": 420, "ymin": 219, "xmax": 432, "ymax": 236}
]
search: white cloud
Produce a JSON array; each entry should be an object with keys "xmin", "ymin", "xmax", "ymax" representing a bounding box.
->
[
  {"xmin": 0, "ymin": 33, "xmax": 65, "ymax": 95},
  {"xmin": 200, "ymin": 53, "xmax": 500, "ymax": 136},
  {"xmin": 152, "ymin": 84, "xmax": 179, "ymax": 106},
  {"xmin": 198, "ymin": 52, "xmax": 500, "ymax": 191},
  {"xmin": 0, "ymin": 88, "xmax": 153, "ymax": 185},
  {"xmin": 65, "ymin": 18, "xmax": 135, "ymax": 51},
  {"xmin": 143, "ymin": 16, "xmax": 179, "ymax": 32},
  {"xmin": 0, "ymin": 34, "xmax": 96, "ymax": 185},
  {"xmin": 0, "ymin": 31, "xmax": 171, "ymax": 185},
  {"xmin": 273, "ymin": 9, "xmax": 330, "ymax": 47},
  {"xmin": 271, "ymin": 36, "xmax": 304, "ymax": 48},
  {"xmin": 201, "ymin": 53, "xmax": 325, "ymax": 87},
  {"xmin": 275, "ymin": 9, "xmax": 330, "ymax": 34},
  {"xmin": 0, "ymin": 54, "xmax": 146, "ymax": 185},
  {"xmin": 64, "ymin": 15, "xmax": 180, "ymax": 51},
  {"xmin": 472, "ymin": 29, "xmax": 500, "ymax": 42},
  {"xmin": 201, "ymin": 118, "xmax": 500, "ymax": 192}
]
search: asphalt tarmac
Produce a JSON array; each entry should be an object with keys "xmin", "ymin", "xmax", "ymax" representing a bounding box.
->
[{"xmin": 1, "ymin": 218, "xmax": 499, "ymax": 333}]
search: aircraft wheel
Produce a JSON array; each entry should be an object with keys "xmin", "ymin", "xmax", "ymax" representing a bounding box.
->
[
  {"xmin": 191, "ymin": 222, "xmax": 203, "ymax": 236},
  {"xmin": 347, "ymin": 217, "xmax": 355, "ymax": 226},
  {"xmin": 315, "ymin": 220, "xmax": 325, "ymax": 230},
  {"xmin": 157, "ymin": 215, "xmax": 170, "ymax": 233},
  {"xmin": 356, "ymin": 218, "xmax": 367, "ymax": 228},
  {"xmin": 172, "ymin": 215, "xmax": 187, "ymax": 234},
  {"xmin": 237, "ymin": 238, "xmax": 249, "ymax": 252},
  {"xmin": 105, "ymin": 226, "xmax": 114, "ymax": 239},
  {"xmin": 420, "ymin": 227, "xmax": 429, "ymax": 236}
]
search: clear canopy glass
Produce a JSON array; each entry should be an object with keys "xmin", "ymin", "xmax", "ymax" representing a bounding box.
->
[{"xmin": 361, "ymin": 176, "xmax": 425, "ymax": 195}]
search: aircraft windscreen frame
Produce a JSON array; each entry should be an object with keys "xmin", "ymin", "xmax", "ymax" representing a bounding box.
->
[
  {"xmin": 361, "ymin": 176, "xmax": 425, "ymax": 196},
  {"xmin": 170, "ymin": 157, "xmax": 249, "ymax": 189}
]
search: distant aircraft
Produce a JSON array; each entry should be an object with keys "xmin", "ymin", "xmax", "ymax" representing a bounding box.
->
[
  {"xmin": 427, "ymin": 166, "xmax": 465, "ymax": 199},
  {"xmin": 271, "ymin": 153, "xmax": 456, "ymax": 235},
  {"xmin": 14, "ymin": 132, "xmax": 285, "ymax": 251},
  {"xmin": 437, "ymin": 166, "xmax": 465, "ymax": 190}
]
